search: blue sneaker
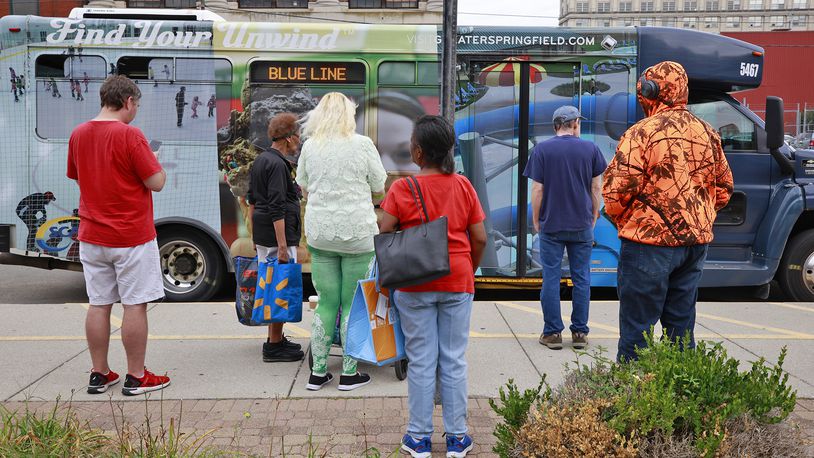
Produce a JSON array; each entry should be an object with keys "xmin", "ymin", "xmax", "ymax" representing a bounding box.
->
[
  {"xmin": 446, "ymin": 434, "xmax": 473, "ymax": 458},
  {"xmin": 401, "ymin": 434, "xmax": 432, "ymax": 458}
]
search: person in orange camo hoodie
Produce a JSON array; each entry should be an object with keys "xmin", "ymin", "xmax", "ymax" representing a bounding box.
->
[{"xmin": 602, "ymin": 61, "xmax": 734, "ymax": 362}]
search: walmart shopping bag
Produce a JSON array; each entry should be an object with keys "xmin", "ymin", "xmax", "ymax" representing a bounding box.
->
[
  {"xmin": 252, "ymin": 259, "xmax": 303, "ymax": 324},
  {"xmin": 233, "ymin": 256, "xmax": 264, "ymax": 326},
  {"xmin": 345, "ymin": 271, "xmax": 406, "ymax": 366}
]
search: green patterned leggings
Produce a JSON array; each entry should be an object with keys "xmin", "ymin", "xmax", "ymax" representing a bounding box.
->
[{"xmin": 308, "ymin": 246, "xmax": 374, "ymax": 376}]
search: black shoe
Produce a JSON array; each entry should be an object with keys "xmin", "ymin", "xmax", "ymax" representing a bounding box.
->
[
  {"xmin": 338, "ymin": 372, "xmax": 371, "ymax": 391},
  {"xmin": 264, "ymin": 336, "xmax": 301, "ymax": 355},
  {"xmin": 305, "ymin": 372, "xmax": 333, "ymax": 391},
  {"xmin": 262, "ymin": 340, "xmax": 304, "ymax": 362},
  {"xmin": 87, "ymin": 369, "xmax": 119, "ymax": 394},
  {"xmin": 280, "ymin": 335, "xmax": 302, "ymax": 350}
]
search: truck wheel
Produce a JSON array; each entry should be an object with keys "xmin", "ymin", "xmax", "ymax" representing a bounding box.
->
[
  {"xmin": 778, "ymin": 229, "xmax": 814, "ymax": 301},
  {"xmin": 157, "ymin": 227, "xmax": 224, "ymax": 302}
]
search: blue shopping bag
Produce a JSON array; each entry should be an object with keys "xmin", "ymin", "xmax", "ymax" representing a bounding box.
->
[
  {"xmin": 345, "ymin": 264, "xmax": 406, "ymax": 366},
  {"xmin": 233, "ymin": 256, "xmax": 265, "ymax": 326},
  {"xmin": 252, "ymin": 258, "xmax": 303, "ymax": 324}
]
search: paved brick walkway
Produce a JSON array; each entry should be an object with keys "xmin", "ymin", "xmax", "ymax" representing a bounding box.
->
[
  {"xmin": 2, "ymin": 397, "xmax": 500, "ymax": 457},
  {"xmin": 793, "ymin": 398, "xmax": 814, "ymax": 456},
  {"xmin": 4, "ymin": 397, "xmax": 814, "ymax": 457}
]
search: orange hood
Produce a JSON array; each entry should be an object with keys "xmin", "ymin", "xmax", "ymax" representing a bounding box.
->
[{"xmin": 637, "ymin": 61, "xmax": 689, "ymax": 117}]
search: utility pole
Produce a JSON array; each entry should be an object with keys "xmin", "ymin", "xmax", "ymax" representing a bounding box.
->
[{"xmin": 441, "ymin": 0, "xmax": 458, "ymax": 126}]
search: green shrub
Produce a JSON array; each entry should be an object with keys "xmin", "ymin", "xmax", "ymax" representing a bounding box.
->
[
  {"xmin": 495, "ymin": 332, "xmax": 799, "ymax": 458},
  {"xmin": 489, "ymin": 377, "xmax": 550, "ymax": 458},
  {"xmin": 607, "ymin": 333, "xmax": 796, "ymax": 456}
]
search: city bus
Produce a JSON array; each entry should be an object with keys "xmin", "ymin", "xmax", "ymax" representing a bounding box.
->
[{"xmin": 2, "ymin": 10, "xmax": 812, "ymax": 302}]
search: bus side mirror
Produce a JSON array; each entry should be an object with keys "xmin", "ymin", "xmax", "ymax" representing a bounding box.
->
[
  {"xmin": 766, "ymin": 96, "xmax": 784, "ymax": 150},
  {"xmin": 765, "ymin": 96, "xmax": 794, "ymax": 175}
]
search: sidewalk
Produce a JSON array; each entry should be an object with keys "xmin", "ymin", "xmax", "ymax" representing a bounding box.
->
[
  {"xmin": 2, "ymin": 397, "xmax": 500, "ymax": 457},
  {"xmin": 3, "ymin": 397, "xmax": 812, "ymax": 457},
  {"xmin": 2, "ymin": 299, "xmax": 814, "ymax": 456}
]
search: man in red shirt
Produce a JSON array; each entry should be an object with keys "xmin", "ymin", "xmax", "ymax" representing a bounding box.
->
[{"xmin": 67, "ymin": 75, "xmax": 171, "ymax": 396}]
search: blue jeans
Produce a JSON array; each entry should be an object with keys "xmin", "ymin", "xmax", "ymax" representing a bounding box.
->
[
  {"xmin": 539, "ymin": 228, "xmax": 593, "ymax": 336},
  {"xmin": 393, "ymin": 290, "xmax": 474, "ymax": 437},
  {"xmin": 616, "ymin": 240, "xmax": 709, "ymax": 362}
]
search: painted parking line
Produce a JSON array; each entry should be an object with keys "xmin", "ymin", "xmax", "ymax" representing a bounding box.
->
[
  {"xmin": 496, "ymin": 301, "xmax": 619, "ymax": 333},
  {"xmin": 767, "ymin": 302, "xmax": 814, "ymax": 314},
  {"xmin": 17, "ymin": 301, "xmax": 803, "ymax": 343},
  {"xmin": 497, "ymin": 300, "xmax": 814, "ymax": 339},
  {"xmin": 69, "ymin": 303, "xmax": 312, "ymax": 339},
  {"xmin": 696, "ymin": 312, "xmax": 814, "ymax": 338}
]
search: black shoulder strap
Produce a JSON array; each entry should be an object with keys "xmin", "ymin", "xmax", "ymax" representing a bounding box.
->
[{"xmin": 405, "ymin": 176, "xmax": 430, "ymax": 224}]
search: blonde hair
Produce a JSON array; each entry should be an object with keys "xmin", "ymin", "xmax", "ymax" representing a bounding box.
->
[{"xmin": 299, "ymin": 92, "xmax": 357, "ymax": 142}]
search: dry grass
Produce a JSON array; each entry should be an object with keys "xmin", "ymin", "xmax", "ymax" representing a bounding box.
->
[
  {"xmin": 720, "ymin": 415, "xmax": 809, "ymax": 457},
  {"xmin": 513, "ymin": 398, "xmax": 638, "ymax": 458}
]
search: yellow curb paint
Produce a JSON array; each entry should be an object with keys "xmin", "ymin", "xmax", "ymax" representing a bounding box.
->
[
  {"xmin": 766, "ymin": 302, "xmax": 814, "ymax": 314},
  {"xmin": 283, "ymin": 323, "xmax": 311, "ymax": 338},
  {"xmin": 495, "ymin": 301, "xmax": 619, "ymax": 333},
  {"xmin": 696, "ymin": 312, "xmax": 814, "ymax": 338}
]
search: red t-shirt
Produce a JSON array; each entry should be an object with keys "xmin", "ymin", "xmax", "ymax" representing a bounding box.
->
[
  {"xmin": 381, "ymin": 174, "xmax": 485, "ymax": 293},
  {"xmin": 67, "ymin": 120, "xmax": 162, "ymax": 248}
]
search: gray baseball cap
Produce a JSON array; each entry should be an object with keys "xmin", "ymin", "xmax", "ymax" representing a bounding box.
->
[{"xmin": 552, "ymin": 105, "xmax": 586, "ymax": 123}]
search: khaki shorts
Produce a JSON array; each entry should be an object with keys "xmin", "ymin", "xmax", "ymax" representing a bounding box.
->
[{"xmin": 79, "ymin": 239, "xmax": 165, "ymax": 306}]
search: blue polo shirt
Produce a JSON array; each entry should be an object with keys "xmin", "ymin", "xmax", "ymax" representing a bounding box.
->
[{"xmin": 522, "ymin": 135, "xmax": 607, "ymax": 233}]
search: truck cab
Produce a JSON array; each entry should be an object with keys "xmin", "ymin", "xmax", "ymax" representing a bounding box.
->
[{"xmin": 639, "ymin": 28, "xmax": 812, "ymax": 300}]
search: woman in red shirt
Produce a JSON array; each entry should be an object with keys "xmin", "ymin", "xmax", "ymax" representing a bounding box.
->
[{"xmin": 379, "ymin": 115, "xmax": 487, "ymax": 458}]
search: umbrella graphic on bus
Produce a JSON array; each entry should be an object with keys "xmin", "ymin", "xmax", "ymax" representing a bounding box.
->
[{"xmin": 477, "ymin": 56, "xmax": 546, "ymax": 88}]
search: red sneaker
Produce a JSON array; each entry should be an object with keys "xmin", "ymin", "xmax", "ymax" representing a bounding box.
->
[
  {"xmin": 87, "ymin": 369, "xmax": 120, "ymax": 394},
  {"xmin": 121, "ymin": 368, "xmax": 171, "ymax": 396}
]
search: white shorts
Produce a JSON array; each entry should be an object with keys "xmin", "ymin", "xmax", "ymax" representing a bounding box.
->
[
  {"xmin": 79, "ymin": 239, "xmax": 165, "ymax": 306},
  {"xmin": 256, "ymin": 245, "xmax": 297, "ymax": 263}
]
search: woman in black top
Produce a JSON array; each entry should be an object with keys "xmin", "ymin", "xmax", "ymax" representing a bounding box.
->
[{"xmin": 247, "ymin": 112, "xmax": 304, "ymax": 363}]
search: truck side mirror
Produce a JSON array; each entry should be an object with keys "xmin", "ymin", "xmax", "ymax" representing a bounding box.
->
[
  {"xmin": 765, "ymin": 96, "xmax": 794, "ymax": 175},
  {"xmin": 766, "ymin": 96, "xmax": 784, "ymax": 150}
]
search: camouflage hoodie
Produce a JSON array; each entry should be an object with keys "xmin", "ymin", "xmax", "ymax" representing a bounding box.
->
[{"xmin": 602, "ymin": 61, "xmax": 734, "ymax": 246}]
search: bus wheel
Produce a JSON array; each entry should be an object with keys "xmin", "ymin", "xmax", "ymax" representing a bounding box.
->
[
  {"xmin": 778, "ymin": 229, "xmax": 814, "ymax": 302},
  {"xmin": 157, "ymin": 227, "xmax": 224, "ymax": 302}
]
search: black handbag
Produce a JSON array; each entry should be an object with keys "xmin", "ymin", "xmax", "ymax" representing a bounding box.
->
[{"xmin": 374, "ymin": 176, "xmax": 450, "ymax": 289}]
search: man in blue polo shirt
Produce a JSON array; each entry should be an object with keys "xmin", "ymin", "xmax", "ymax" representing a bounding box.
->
[{"xmin": 523, "ymin": 105, "xmax": 606, "ymax": 350}]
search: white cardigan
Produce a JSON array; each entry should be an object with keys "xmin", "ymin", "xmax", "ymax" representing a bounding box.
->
[{"xmin": 296, "ymin": 134, "xmax": 388, "ymax": 254}]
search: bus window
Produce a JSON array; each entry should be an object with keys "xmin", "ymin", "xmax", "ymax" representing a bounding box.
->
[
  {"xmin": 374, "ymin": 61, "xmax": 440, "ymax": 171},
  {"xmin": 36, "ymin": 54, "xmax": 106, "ymax": 80},
  {"xmin": 35, "ymin": 54, "xmax": 107, "ymax": 140},
  {"xmin": 687, "ymin": 100, "xmax": 756, "ymax": 151},
  {"xmin": 417, "ymin": 62, "xmax": 440, "ymax": 85},
  {"xmin": 35, "ymin": 55, "xmax": 70, "ymax": 79},
  {"xmin": 379, "ymin": 62, "xmax": 415, "ymax": 85},
  {"xmin": 243, "ymin": 60, "xmax": 367, "ymax": 151},
  {"xmin": 175, "ymin": 58, "xmax": 232, "ymax": 83},
  {"xmin": 117, "ymin": 56, "xmax": 173, "ymax": 82}
]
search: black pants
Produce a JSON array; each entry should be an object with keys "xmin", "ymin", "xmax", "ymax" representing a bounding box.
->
[{"xmin": 176, "ymin": 108, "xmax": 184, "ymax": 126}]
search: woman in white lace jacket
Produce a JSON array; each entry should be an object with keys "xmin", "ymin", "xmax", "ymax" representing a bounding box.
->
[{"xmin": 296, "ymin": 92, "xmax": 387, "ymax": 392}]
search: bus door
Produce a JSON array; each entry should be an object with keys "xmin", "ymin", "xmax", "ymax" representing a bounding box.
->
[
  {"xmin": 687, "ymin": 94, "xmax": 771, "ymax": 280},
  {"xmin": 455, "ymin": 60, "xmax": 581, "ymax": 279}
]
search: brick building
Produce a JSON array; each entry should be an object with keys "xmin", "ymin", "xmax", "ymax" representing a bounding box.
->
[{"xmin": 1, "ymin": 0, "xmax": 85, "ymax": 17}]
